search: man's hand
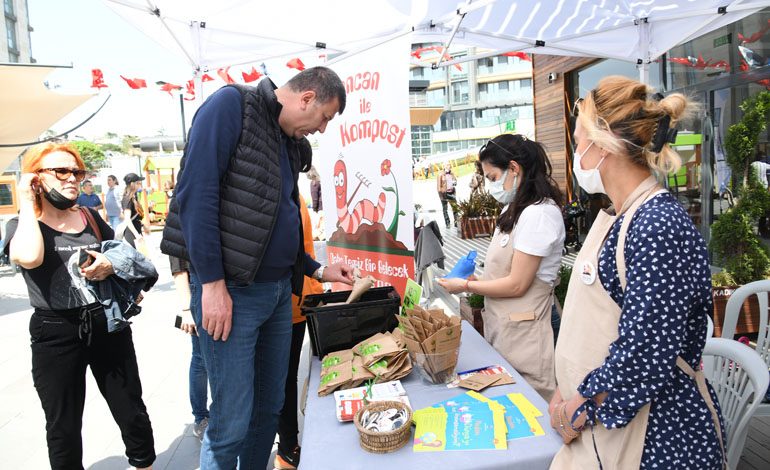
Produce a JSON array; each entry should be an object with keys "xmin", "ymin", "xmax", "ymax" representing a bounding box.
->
[
  {"xmin": 322, "ymin": 262, "xmax": 355, "ymax": 285},
  {"xmin": 202, "ymin": 280, "xmax": 232, "ymax": 341}
]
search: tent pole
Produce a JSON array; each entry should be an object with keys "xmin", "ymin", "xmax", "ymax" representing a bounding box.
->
[
  {"xmin": 639, "ymin": 62, "xmax": 650, "ymax": 84},
  {"xmin": 433, "ymin": 8, "xmax": 467, "ymax": 70}
]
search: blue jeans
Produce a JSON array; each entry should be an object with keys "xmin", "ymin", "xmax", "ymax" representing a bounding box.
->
[
  {"xmin": 108, "ymin": 216, "xmax": 121, "ymax": 230},
  {"xmin": 190, "ymin": 274, "xmax": 293, "ymax": 470},
  {"xmin": 190, "ymin": 334, "xmax": 209, "ymax": 424}
]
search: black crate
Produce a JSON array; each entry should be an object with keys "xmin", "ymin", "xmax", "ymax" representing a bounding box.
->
[{"xmin": 301, "ymin": 286, "xmax": 401, "ymax": 357}]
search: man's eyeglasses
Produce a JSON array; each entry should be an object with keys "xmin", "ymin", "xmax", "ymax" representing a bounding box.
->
[{"xmin": 37, "ymin": 167, "xmax": 88, "ymax": 182}]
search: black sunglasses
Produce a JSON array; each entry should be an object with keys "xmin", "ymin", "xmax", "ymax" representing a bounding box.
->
[{"xmin": 38, "ymin": 167, "xmax": 88, "ymax": 182}]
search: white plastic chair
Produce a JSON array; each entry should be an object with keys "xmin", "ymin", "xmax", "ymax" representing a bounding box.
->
[
  {"xmin": 701, "ymin": 338, "xmax": 770, "ymax": 469},
  {"xmin": 721, "ymin": 280, "xmax": 770, "ymax": 417}
]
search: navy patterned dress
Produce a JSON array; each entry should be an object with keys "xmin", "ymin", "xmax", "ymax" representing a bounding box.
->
[{"xmin": 576, "ymin": 192, "xmax": 725, "ymax": 469}]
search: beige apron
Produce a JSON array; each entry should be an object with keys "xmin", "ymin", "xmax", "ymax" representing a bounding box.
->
[
  {"xmin": 551, "ymin": 176, "xmax": 726, "ymax": 469},
  {"xmin": 481, "ymin": 223, "xmax": 556, "ymax": 400}
]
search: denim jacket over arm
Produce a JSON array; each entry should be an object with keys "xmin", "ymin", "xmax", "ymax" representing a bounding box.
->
[{"xmin": 88, "ymin": 240, "xmax": 158, "ymax": 333}]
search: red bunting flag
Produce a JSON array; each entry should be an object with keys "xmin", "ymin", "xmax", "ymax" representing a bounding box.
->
[
  {"xmin": 286, "ymin": 58, "xmax": 305, "ymax": 71},
  {"xmin": 120, "ymin": 75, "xmax": 147, "ymax": 89},
  {"xmin": 156, "ymin": 81, "xmax": 182, "ymax": 95},
  {"xmin": 184, "ymin": 80, "xmax": 196, "ymax": 101},
  {"xmin": 242, "ymin": 67, "xmax": 263, "ymax": 83},
  {"xmin": 91, "ymin": 69, "xmax": 108, "ymax": 88},
  {"xmin": 217, "ymin": 67, "xmax": 235, "ymax": 84},
  {"xmin": 201, "ymin": 73, "xmax": 215, "ymax": 82},
  {"xmin": 502, "ymin": 51, "xmax": 532, "ymax": 62}
]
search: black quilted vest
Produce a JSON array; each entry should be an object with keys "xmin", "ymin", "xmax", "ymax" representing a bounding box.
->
[{"xmin": 161, "ymin": 80, "xmax": 306, "ymax": 295}]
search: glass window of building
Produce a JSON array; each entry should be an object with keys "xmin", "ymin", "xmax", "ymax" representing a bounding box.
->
[
  {"xmin": 498, "ymin": 56, "xmax": 508, "ymax": 65},
  {"xmin": 0, "ymin": 182, "xmax": 13, "ymax": 206},
  {"xmin": 427, "ymin": 88, "xmax": 446, "ymax": 107},
  {"xmin": 451, "ymin": 80, "xmax": 469, "ymax": 104},
  {"xmin": 5, "ymin": 16, "xmax": 17, "ymax": 51},
  {"xmin": 410, "ymin": 67, "xmax": 424, "ymax": 79}
]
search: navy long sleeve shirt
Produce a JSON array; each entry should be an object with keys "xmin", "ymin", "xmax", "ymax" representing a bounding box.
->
[{"xmin": 174, "ymin": 86, "xmax": 320, "ymax": 284}]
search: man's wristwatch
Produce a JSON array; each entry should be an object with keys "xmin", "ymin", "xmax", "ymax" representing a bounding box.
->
[{"xmin": 313, "ymin": 265, "xmax": 326, "ymax": 281}]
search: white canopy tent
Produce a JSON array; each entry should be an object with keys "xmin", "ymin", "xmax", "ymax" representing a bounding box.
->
[
  {"xmin": 0, "ymin": 64, "xmax": 96, "ymax": 171},
  {"xmin": 104, "ymin": 0, "xmax": 768, "ymax": 82}
]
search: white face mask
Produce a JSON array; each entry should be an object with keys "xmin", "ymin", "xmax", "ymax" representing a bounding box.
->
[
  {"xmin": 573, "ymin": 141, "xmax": 606, "ymax": 194},
  {"xmin": 488, "ymin": 169, "xmax": 518, "ymax": 204}
]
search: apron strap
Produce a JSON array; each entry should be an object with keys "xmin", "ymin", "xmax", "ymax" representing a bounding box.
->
[
  {"xmin": 675, "ymin": 357, "xmax": 728, "ymax": 469},
  {"xmin": 615, "ymin": 177, "xmax": 661, "ymax": 292}
]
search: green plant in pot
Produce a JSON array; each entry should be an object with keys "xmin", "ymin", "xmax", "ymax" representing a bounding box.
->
[
  {"xmin": 460, "ymin": 293, "xmax": 485, "ymax": 336},
  {"xmin": 453, "ymin": 191, "xmax": 501, "ymax": 239},
  {"xmin": 708, "ymin": 90, "xmax": 770, "ymax": 336}
]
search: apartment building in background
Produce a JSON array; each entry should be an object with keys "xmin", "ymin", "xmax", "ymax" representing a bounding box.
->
[
  {"xmin": 408, "ymin": 45, "xmax": 534, "ymax": 162},
  {"xmin": 1, "ymin": 0, "xmax": 33, "ymax": 63}
]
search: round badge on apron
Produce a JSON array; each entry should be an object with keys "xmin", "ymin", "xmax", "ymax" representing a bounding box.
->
[
  {"xmin": 580, "ymin": 260, "xmax": 597, "ymax": 285},
  {"xmin": 499, "ymin": 234, "xmax": 510, "ymax": 247}
]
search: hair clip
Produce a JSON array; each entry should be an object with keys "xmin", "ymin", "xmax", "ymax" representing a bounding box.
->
[{"xmin": 651, "ymin": 114, "xmax": 675, "ymax": 152}]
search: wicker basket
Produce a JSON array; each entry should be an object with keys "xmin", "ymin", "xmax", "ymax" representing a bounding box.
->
[{"xmin": 353, "ymin": 400, "xmax": 413, "ymax": 453}]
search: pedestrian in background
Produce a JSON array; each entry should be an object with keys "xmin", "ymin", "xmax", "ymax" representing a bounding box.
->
[
  {"xmin": 437, "ymin": 161, "xmax": 457, "ymax": 228},
  {"xmin": 76, "ymin": 179, "xmax": 103, "ymax": 211},
  {"xmin": 104, "ymin": 175, "xmax": 123, "ymax": 229}
]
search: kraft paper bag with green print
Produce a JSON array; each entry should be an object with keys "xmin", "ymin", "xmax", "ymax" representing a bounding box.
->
[{"xmin": 318, "ymin": 362, "xmax": 352, "ymax": 397}]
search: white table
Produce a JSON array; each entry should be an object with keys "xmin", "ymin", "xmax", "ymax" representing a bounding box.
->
[{"xmin": 300, "ymin": 321, "xmax": 563, "ymax": 470}]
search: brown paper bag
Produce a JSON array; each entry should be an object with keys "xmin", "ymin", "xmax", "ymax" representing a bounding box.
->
[
  {"xmin": 320, "ymin": 349, "xmax": 354, "ymax": 372},
  {"xmin": 345, "ymin": 275, "xmax": 376, "ymax": 303},
  {"xmin": 357, "ymin": 334, "xmax": 401, "ymax": 366},
  {"xmin": 391, "ymin": 327, "xmax": 407, "ymax": 349},
  {"xmin": 353, "ymin": 332, "xmax": 388, "ymax": 353},
  {"xmin": 318, "ymin": 362, "xmax": 353, "ymax": 396},
  {"xmin": 349, "ymin": 355, "xmax": 375, "ymax": 388},
  {"xmin": 366, "ymin": 349, "xmax": 408, "ymax": 380}
]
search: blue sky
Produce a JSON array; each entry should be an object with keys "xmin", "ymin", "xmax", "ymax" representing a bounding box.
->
[{"xmin": 30, "ymin": 0, "xmax": 199, "ymax": 139}]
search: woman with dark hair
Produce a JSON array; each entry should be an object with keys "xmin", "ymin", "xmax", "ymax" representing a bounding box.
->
[
  {"xmin": 121, "ymin": 173, "xmax": 150, "ymax": 248},
  {"xmin": 4, "ymin": 142, "xmax": 155, "ymax": 469},
  {"xmin": 438, "ymin": 133, "xmax": 565, "ymax": 399}
]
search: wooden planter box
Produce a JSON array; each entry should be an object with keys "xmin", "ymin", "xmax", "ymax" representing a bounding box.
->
[
  {"xmin": 459, "ymin": 216, "xmax": 496, "ymax": 239},
  {"xmin": 712, "ymin": 286, "xmax": 761, "ymax": 337},
  {"xmin": 459, "ymin": 296, "xmax": 484, "ymax": 337}
]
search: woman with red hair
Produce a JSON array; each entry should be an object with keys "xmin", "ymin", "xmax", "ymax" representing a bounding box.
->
[{"xmin": 4, "ymin": 142, "xmax": 155, "ymax": 469}]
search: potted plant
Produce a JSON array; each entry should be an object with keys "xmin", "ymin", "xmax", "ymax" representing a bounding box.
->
[
  {"xmin": 709, "ymin": 91, "xmax": 770, "ymax": 336},
  {"xmin": 453, "ymin": 192, "xmax": 501, "ymax": 239},
  {"xmin": 459, "ymin": 293, "xmax": 485, "ymax": 336}
]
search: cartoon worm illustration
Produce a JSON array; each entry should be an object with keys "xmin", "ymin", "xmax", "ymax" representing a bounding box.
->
[{"xmin": 334, "ymin": 159, "xmax": 386, "ymax": 234}]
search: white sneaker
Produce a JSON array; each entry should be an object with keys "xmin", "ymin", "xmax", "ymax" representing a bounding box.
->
[{"xmin": 193, "ymin": 418, "xmax": 208, "ymax": 442}]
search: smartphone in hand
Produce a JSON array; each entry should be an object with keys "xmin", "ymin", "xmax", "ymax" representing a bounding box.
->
[{"xmin": 78, "ymin": 248, "xmax": 94, "ymax": 268}]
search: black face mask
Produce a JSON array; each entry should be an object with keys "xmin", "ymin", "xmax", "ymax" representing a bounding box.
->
[{"xmin": 42, "ymin": 186, "xmax": 77, "ymax": 210}]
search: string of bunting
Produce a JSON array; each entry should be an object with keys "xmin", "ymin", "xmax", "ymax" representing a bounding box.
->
[{"xmin": 88, "ymin": 56, "xmax": 308, "ymax": 99}]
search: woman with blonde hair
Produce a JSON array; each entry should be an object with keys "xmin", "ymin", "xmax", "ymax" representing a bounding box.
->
[
  {"xmin": 4, "ymin": 143, "xmax": 155, "ymax": 469},
  {"xmin": 549, "ymin": 76, "xmax": 725, "ymax": 469}
]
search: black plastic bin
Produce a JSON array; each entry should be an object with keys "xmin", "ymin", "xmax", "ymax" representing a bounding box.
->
[{"xmin": 301, "ymin": 286, "xmax": 401, "ymax": 357}]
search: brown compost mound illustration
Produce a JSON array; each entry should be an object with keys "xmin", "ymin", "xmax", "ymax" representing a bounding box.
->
[{"xmin": 329, "ymin": 222, "xmax": 408, "ymax": 251}]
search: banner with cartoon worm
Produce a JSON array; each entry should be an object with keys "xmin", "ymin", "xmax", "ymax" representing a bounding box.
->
[{"xmin": 317, "ymin": 35, "xmax": 414, "ymax": 298}]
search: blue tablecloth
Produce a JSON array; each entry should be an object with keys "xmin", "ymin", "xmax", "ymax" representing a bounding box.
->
[{"xmin": 300, "ymin": 321, "xmax": 563, "ymax": 469}]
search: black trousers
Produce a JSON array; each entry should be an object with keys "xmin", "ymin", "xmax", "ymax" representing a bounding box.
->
[
  {"xmin": 277, "ymin": 321, "xmax": 306, "ymax": 454},
  {"xmin": 29, "ymin": 308, "xmax": 155, "ymax": 469},
  {"xmin": 440, "ymin": 195, "xmax": 456, "ymax": 227}
]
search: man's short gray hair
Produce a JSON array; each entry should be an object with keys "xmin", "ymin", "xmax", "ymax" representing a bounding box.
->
[{"xmin": 286, "ymin": 66, "xmax": 347, "ymax": 115}]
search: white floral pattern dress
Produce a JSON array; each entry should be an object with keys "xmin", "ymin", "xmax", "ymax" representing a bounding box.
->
[{"xmin": 576, "ymin": 193, "xmax": 725, "ymax": 469}]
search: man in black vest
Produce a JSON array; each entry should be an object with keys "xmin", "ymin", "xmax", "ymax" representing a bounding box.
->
[{"xmin": 161, "ymin": 67, "xmax": 353, "ymax": 469}]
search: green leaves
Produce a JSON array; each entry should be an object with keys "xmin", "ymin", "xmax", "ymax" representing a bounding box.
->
[{"xmin": 70, "ymin": 140, "xmax": 106, "ymax": 171}]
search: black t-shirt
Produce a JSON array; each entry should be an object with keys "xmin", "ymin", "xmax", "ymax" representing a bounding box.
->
[
  {"xmin": 122, "ymin": 192, "xmax": 143, "ymax": 232},
  {"xmin": 3, "ymin": 209, "xmax": 115, "ymax": 310}
]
